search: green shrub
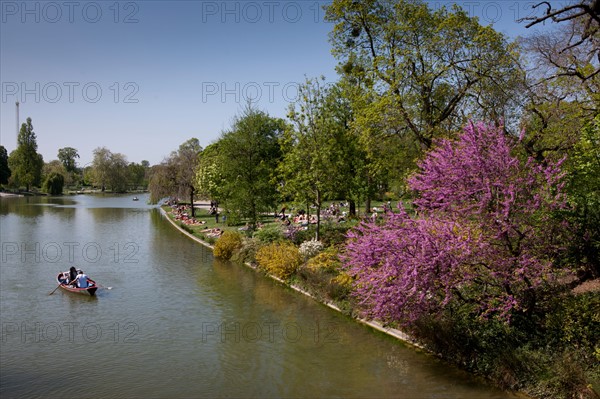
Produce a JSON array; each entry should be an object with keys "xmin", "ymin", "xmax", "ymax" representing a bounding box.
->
[
  {"xmin": 255, "ymin": 242, "xmax": 302, "ymax": 280},
  {"xmin": 318, "ymin": 224, "xmax": 351, "ymax": 247},
  {"xmin": 254, "ymin": 225, "xmax": 284, "ymax": 243},
  {"xmin": 231, "ymin": 237, "xmax": 261, "ymax": 266},
  {"xmin": 329, "ymin": 271, "xmax": 353, "ymax": 300},
  {"xmin": 291, "ymin": 227, "xmax": 316, "ymax": 245},
  {"xmin": 545, "ymin": 292, "xmax": 600, "ymax": 360},
  {"xmin": 224, "ymin": 210, "xmax": 242, "ymax": 226},
  {"xmin": 297, "ymin": 247, "xmax": 352, "ymax": 301},
  {"xmin": 43, "ymin": 172, "xmax": 64, "ymax": 195},
  {"xmin": 213, "ymin": 230, "xmax": 243, "ymax": 260},
  {"xmin": 383, "ymin": 191, "xmax": 399, "ymax": 201}
]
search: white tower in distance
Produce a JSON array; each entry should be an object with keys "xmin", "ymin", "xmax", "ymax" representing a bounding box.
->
[{"xmin": 16, "ymin": 101, "xmax": 20, "ymax": 140}]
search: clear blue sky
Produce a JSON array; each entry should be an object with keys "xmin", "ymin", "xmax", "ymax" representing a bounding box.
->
[{"xmin": 0, "ymin": 1, "xmax": 553, "ymax": 166}]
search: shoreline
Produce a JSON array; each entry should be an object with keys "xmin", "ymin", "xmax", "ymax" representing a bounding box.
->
[
  {"xmin": 160, "ymin": 206, "xmax": 531, "ymax": 397},
  {"xmin": 160, "ymin": 206, "xmax": 427, "ymax": 351}
]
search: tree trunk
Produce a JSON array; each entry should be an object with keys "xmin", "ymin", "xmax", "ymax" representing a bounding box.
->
[
  {"xmin": 190, "ymin": 187, "xmax": 195, "ymax": 218},
  {"xmin": 316, "ymin": 190, "xmax": 321, "ymax": 241},
  {"xmin": 348, "ymin": 199, "xmax": 356, "ymax": 217},
  {"xmin": 306, "ymin": 199, "xmax": 310, "ymax": 219}
]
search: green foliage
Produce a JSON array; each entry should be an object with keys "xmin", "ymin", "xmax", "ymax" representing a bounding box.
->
[
  {"xmin": 255, "ymin": 242, "xmax": 302, "ymax": 280},
  {"xmin": 565, "ymin": 116, "xmax": 600, "ymax": 277},
  {"xmin": 318, "ymin": 223, "xmax": 351, "ymax": 247},
  {"xmin": 223, "ymin": 211, "xmax": 242, "ymax": 227},
  {"xmin": 149, "ymin": 138, "xmax": 200, "ymax": 205},
  {"xmin": 231, "ymin": 237, "xmax": 261, "ymax": 266},
  {"xmin": 8, "ymin": 118, "xmax": 44, "ymax": 191},
  {"xmin": 328, "ymin": 271, "xmax": 353, "ymax": 302},
  {"xmin": 300, "ymin": 247, "xmax": 351, "ymax": 301},
  {"xmin": 57, "ymin": 147, "xmax": 79, "ymax": 173},
  {"xmin": 0, "ymin": 145, "xmax": 11, "ymax": 185},
  {"xmin": 213, "ymin": 230, "xmax": 243, "ymax": 260},
  {"xmin": 326, "ymin": 0, "xmax": 520, "ymax": 148},
  {"xmin": 253, "ymin": 225, "xmax": 284, "ymax": 244},
  {"xmin": 89, "ymin": 147, "xmax": 131, "ymax": 192},
  {"xmin": 410, "ymin": 289, "xmax": 600, "ymax": 398},
  {"xmin": 545, "ymin": 292, "xmax": 600, "ymax": 359},
  {"xmin": 42, "ymin": 172, "xmax": 65, "ymax": 195},
  {"xmin": 290, "ymin": 226, "xmax": 317, "ymax": 245},
  {"xmin": 209, "ymin": 105, "xmax": 286, "ymax": 225},
  {"xmin": 128, "ymin": 162, "xmax": 148, "ymax": 189},
  {"xmin": 278, "ymin": 78, "xmax": 364, "ymax": 239}
]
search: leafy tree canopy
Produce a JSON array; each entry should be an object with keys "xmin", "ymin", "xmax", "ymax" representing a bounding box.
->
[{"xmin": 8, "ymin": 118, "xmax": 44, "ymax": 191}]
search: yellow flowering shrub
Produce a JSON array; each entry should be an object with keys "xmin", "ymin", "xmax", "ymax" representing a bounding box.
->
[
  {"xmin": 255, "ymin": 242, "xmax": 302, "ymax": 280},
  {"xmin": 306, "ymin": 247, "xmax": 341, "ymax": 272},
  {"xmin": 213, "ymin": 230, "xmax": 243, "ymax": 260}
]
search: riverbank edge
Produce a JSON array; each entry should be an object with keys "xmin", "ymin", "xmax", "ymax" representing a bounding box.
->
[
  {"xmin": 159, "ymin": 207, "xmax": 427, "ymax": 349},
  {"xmin": 159, "ymin": 207, "xmax": 533, "ymax": 398}
]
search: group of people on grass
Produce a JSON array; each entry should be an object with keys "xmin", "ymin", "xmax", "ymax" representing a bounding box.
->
[
  {"xmin": 278, "ymin": 204, "xmax": 349, "ymax": 228},
  {"xmin": 170, "ymin": 204, "xmax": 207, "ymax": 226}
]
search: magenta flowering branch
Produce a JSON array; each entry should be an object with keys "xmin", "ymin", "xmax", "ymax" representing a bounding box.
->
[{"xmin": 342, "ymin": 121, "xmax": 571, "ymax": 325}]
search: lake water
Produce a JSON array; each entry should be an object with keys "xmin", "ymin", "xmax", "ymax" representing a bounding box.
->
[{"xmin": 0, "ymin": 194, "xmax": 519, "ymax": 398}]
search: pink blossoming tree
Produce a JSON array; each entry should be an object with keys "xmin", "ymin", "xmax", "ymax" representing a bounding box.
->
[{"xmin": 343, "ymin": 122, "xmax": 570, "ymax": 325}]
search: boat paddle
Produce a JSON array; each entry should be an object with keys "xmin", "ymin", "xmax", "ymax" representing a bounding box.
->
[{"xmin": 49, "ymin": 284, "xmax": 62, "ymax": 295}]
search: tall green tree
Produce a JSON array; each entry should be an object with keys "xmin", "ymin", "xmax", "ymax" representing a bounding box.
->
[
  {"xmin": 43, "ymin": 171, "xmax": 65, "ymax": 195},
  {"xmin": 195, "ymin": 142, "xmax": 225, "ymax": 201},
  {"xmin": 107, "ymin": 152, "xmax": 130, "ymax": 193},
  {"xmin": 214, "ymin": 105, "xmax": 286, "ymax": 226},
  {"xmin": 518, "ymin": 17, "xmax": 599, "ymax": 162},
  {"xmin": 0, "ymin": 146, "xmax": 11, "ymax": 185},
  {"xmin": 148, "ymin": 139, "xmax": 201, "ymax": 214},
  {"xmin": 338, "ymin": 75, "xmax": 419, "ymax": 212},
  {"xmin": 90, "ymin": 147, "xmax": 130, "ymax": 192},
  {"xmin": 8, "ymin": 117, "xmax": 44, "ymax": 191},
  {"xmin": 57, "ymin": 147, "xmax": 79, "ymax": 173},
  {"xmin": 174, "ymin": 138, "xmax": 202, "ymax": 217},
  {"xmin": 128, "ymin": 161, "xmax": 148, "ymax": 189},
  {"xmin": 565, "ymin": 115, "xmax": 600, "ymax": 278},
  {"xmin": 90, "ymin": 147, "xmax": 112, "ymax": 191},
  {"xmin": 278, "ymin": 78, "xmax": 362, "ymax": 238},
  {"xmin": 325, "ymin": 0, "xmax": 522, "ymax": 149}
]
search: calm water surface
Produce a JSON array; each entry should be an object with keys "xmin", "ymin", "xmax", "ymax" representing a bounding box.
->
[{"xmin": 0, "ymin": 194, "xmax": 519, "ymax": 398}]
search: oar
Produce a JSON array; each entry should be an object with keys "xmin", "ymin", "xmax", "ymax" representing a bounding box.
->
[
  {"xmin": 93, "ymin": 281, "xmax": 112, "ymax": 290},
  {"xmin": 49, "ymin": 284, "xmax": 62, "ymax": 295}
]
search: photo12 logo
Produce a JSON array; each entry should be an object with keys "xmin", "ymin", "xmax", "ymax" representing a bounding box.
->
[
  {"xmin": 1, "ymin": 1, "xmax": 140, "ymax": 24},
  {"xmin": 1, "ymin": 321, "xmax": 139, "ymax": 344},
  {"xmin": 428, "ymin": 1, "xmax": 540, "ymax": 24},
  {"xmin": 200, "ymin": 1, "xmax": 326, "ymax": 24},
  {"xmin": 1, "ymin": 241, "xmax": 140, "ymax": 264},
  {"xmin": 201, "ymin": 81, "xmax": 301, "ymax": 104},
  {"xmin": 1, "ymin": 82, "xmax": 140, "ymax": 104}
]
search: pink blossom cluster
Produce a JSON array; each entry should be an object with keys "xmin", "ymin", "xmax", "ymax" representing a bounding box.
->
[{"xmin": 343, "ymin": 122, "xmax": 569, "ymax": 324}]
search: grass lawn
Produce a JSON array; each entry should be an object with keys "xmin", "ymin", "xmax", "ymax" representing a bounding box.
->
[{"xmin": 163, "ymin": 199, "xmax": 410, "ymax": 244}]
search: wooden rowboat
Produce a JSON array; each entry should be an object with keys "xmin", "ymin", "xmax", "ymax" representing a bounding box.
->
[{"xmin": 56, "ymin": 272, "xmax": 98, "ymax": 296}]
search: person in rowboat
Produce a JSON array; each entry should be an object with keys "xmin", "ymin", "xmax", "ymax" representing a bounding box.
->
[
  {"xmin": 68, "ymin": 266, "xmax": 78, "ymax": 285},
  {"xmin": 72, "ymin": 270, "xmax": 91, "ymax": 288}
]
